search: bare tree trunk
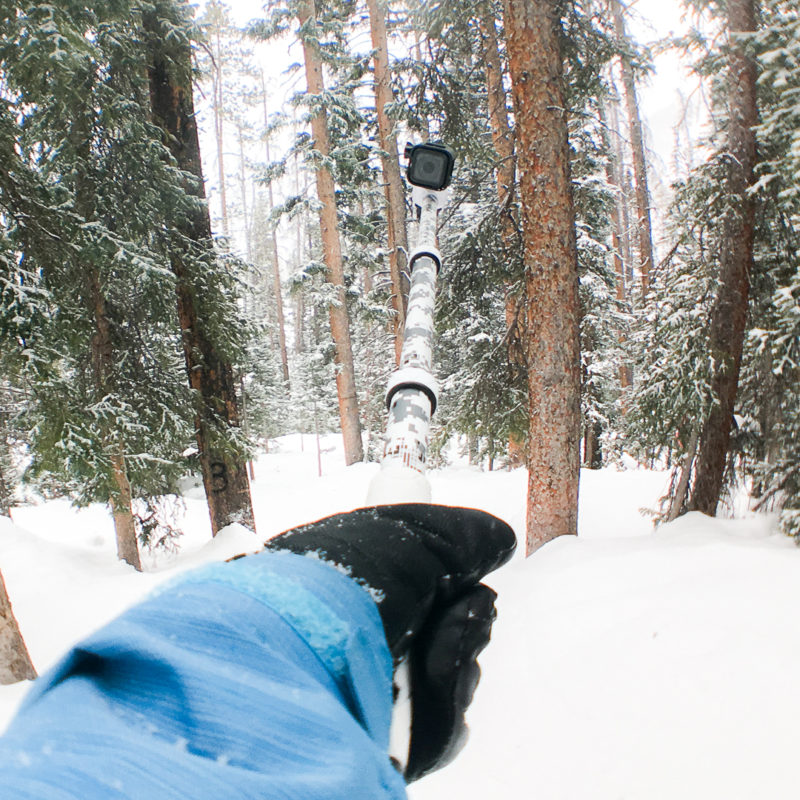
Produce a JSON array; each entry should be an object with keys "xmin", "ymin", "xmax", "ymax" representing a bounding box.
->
[
  {"xmin": 212, "ymin": 27, "xmax": 229, "ymax": 238},
  {"xmin": 666, "ymin": 424, "xmax": 699, "ymax": 522},
  {"xmin": 237, "ymin": 123, "xmax": 252, "ymax": 260},
  {"xmin": 479, "ymin": 2, "xmax": 515, "ymax": 209},
  {"xmin": 366, "ymin": 0, "xmax": 409, "ymax": 365},
  {"xmin": 611, "ymin": 0, "xmax": 654, "ymax": 294},
  {"xmin": 145, "ymin": 5, "xmax": 255, "ymax": 535},
  {"xmin": 599, "ymin": 96, "xmax": 630, "ymax": 389},
  {"xmin": 293, "ymin": 121, "xmax": 306, "ymax": 356},
  {"xmin": 0, "ymin": 463, "xmax": 11, "ymax": 518},
  {"xmin": 689, "ymin": 0, "xmax": 758, "ymax": 515},
  {"xmin": 478, "ymin": 0, "xmax": 525, "ymax": 466},
  {"xmin": 606, "ymin": 85, "xmax": 634, "ymax": 284},
  {"xmin": 502, "ymin": 0, "xmax": 581, "ymax": 554},
  {"xmin": 297, "ymin": 0, "xmax": 364, "ymax": 465},
  {"xmin": 0, "ymin": 570, "xmax": 36, "ymax": 684},
  {"xmin": 261, "ymin": 76, "xmax": 291, "ymax": 388},
  {"xmin": 0, "ymin": 418, "xmax": 12, "ymax": 517}
]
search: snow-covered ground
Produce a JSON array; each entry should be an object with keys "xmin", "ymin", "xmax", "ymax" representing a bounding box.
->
[{"xmin": 1, "ymin": 434, "xmax": 798, "ymax": 798}]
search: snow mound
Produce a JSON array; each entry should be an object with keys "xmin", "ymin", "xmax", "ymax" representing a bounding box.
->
[{"xmin": 2, "ymin": 439, "xmax": 798, "ymax": 799}]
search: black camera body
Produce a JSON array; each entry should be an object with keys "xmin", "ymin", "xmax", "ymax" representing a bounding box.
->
[{"xmin": 404, "ymin": 142, "xmax": 455, "ymax": 191}]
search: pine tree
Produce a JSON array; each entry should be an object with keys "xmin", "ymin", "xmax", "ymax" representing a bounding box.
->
[
  {"xmin": 626, "ymin": 0, "xmax": 800, "ymax": 527},
  {"xmin": 296, "ymin": 0, "xmax": 365, "ymax": 464},
  {"xmin": 253, "ymin": 0, "xmax": 372, "ymax": 464},
  {"xmin": 366, "ymin": 0, "xmax": 409, "ymax": 365},
  {"xmin": 143, "ymin": 0, "xmax": 256, "ymax": 534},
  {"xmin": 687, "ymin": 0, "xmax": 758, "ymax": 515},
  {"xmin": 610, "ymin": 0, "xmax": 655, "ymax": 294},
  {"xmin": 742, "ymin": 0, "xmax": 800, "ymax": 536},
  {"xmin": 258, "ymin": 78, "xmax": 292, "ymax": 388},
  {"xmin": 1, "ymin": 2, "xmax": 200, "ymax": 560},
  {"xmin": 503, "ymin": 0, "xmax": 582, "ymax": 553}
]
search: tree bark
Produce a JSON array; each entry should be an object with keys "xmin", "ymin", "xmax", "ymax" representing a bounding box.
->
[
  {"xmin": 366, "ymin": 0, "xmax": 409, "ymax": 365},
  {"xmin": 666, "ymin": 424, "xmax": 699, "ymax": 522},
  {"xmin": 0, "ymin": 460, "xmax": 11, "ymax": 518},
  {"xmin": 478, "ymin": 1, "xmax": 525, "ymax": 466},
  {"xmin": 479, "ymin": 2, "xmax": 516, "ymax": 211},
  {"xmin": 88, "ymin": 268, "xmax": 142, "ymax": 571},
  {"xmin": 599, "ymin": 96, "xmax": 631, "ymax": 389},
  {"xmin": 212, "ymin": 25, "xmax": 230, "ymax": 238},
  {"xmin": 237, "ymin": 122, "xmax": 252, "ymax": 260},
  {"xmin": 72, "ymin": 105, "xmax": 141, "ymax": 570},
  {"xmin": 261, "ymin": 76, "xmax": 291, "ymax": 388},
  {"xmin": 502, "ymin": 0, "xmax": 582, "ymax": 554},
  {"xmin": 0, "ymin": 414, "xmax": 12, "ymax": 517},
  {"xmin": 297, "ymin": 0, "xmax": 364, "ymax": 464},
  {"xmin": 144, "ymin": 6, "xmax": 255, "ymax": 535},
  {"xmin": 0, "ymin": 569, "xmax": 36, "ymax": 684},
  {"xmin": 611, "ymin": 0, "xmax": 654, "ymax": 294},
  {"xmin": 688, "ymin": 0, "xmax": 758, "ymax": 515}
]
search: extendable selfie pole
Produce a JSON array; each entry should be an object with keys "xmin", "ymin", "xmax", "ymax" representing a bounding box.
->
[
  {"xmin": 366, "ymin": 142, "xmax": 454, "ymax": 773},
  {"xmin": 366, "ymin": 144, "xmax": 454, "ymax": 506}
]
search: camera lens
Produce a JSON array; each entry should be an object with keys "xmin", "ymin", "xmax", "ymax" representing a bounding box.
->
[{"xmin": 421, "ymin": 157, "xmax": 437, "ymax": 175}]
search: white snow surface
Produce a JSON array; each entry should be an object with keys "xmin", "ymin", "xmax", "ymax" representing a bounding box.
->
[{"xmin": 1, "ymin": 433, "xmax": 798, "ymax": 799}]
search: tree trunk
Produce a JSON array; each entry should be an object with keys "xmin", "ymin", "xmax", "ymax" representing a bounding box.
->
[
  {"xmin": 0, "ymin": 416, "xmax": 12, "ymax": 517},
  {"xmin": 611, "ymin": 0, "xmax": 654, "ymax": 294},
  {"xmin": 478, "ymin": 0, "xmax": 525, "ymax": 466},
  {"xmin": 297, "ymin": 0, "xmax": 363, "ymax": 465},
  {"xmin": 88, "ymin": 268, "xmax": 142, "ymax": 571},
  {"xmin": 599, "ymin": 96, "xmax": 630, "ymax": 389},
  {"xmin": 0, "ymin": 461, "xmax": 11, "ymax": 518},
  {"xmin": 237, "ymin": 122, "xmax": 252, "ymax": 261},
  {"xmin": 502, "ymin": 0, "xmax": 582, "ymax": 554},
  {"xmin": 584, "ymin": 421, "xmax": 603, "ymax": 470},
  {"xmin": 72, "ymin": 105, "xmax": 141, "ymax": 570},
  {"xmin": 366, "ymin": 0, "xmax": 409, "ymax": 365},
  {"xmin": 293, "ymin": 121, "xmax": 307, "ymax": 356},
  {"xmin": 144, "ymin": 5, "xmax": 255, "ymax": 535},
  {"xmin": 479, "ymin": 2, "xmax": 515, "ymax": 209},
  {"xmin": 666, "ymin": 424, "xmax": 699, "ymax": 522},
  {"xmin": 0, "ymin": 569, "xmax": 36, "ymax": 684},
  {"xmin": 688, "ymin": 0, "xmax": 758, "ymax": 515},
  {"xmin": 212, "ymin": 27, "xmax": 229, "ymax": 238},
  {"xmin": 261, "ymin": 77, "xmax": 291, "ymax": 388}
]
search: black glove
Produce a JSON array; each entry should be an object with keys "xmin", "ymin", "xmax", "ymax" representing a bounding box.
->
[{"xmin": 264, "ymin": 503, "xmax": 516, "ymax": 782}]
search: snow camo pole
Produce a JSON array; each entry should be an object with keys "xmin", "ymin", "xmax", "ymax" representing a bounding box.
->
[
  {"xmin": 367, "ymin": 143, "xmax": 454, "ymax": 505},
  {"xmin": 366, "ymin": 143, "xmax": 454, "ymax": 774}
]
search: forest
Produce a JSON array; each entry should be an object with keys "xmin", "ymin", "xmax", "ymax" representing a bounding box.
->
[{"xmin": 0, "ymin": 0, "xmax": 798, "ymax": 682}]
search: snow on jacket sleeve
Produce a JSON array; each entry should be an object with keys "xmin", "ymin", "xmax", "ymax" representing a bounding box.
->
[{"xmin": 0, "ymin": 550, "xmax": 408, "ymax": 800}]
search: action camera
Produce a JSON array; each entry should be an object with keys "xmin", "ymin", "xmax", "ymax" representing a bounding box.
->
[{"xmin": 404, "ymin": 142, "xmax": 455, "ymax": 191}]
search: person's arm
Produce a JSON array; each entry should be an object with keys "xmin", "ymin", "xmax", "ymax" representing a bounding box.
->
[
  {"xmin": 0, "ymin": 551, "xmax": 406, "ymax": 800},
  {"xmin": 0, "ymin": 504, "xmax": 515, "ymax": 799}
]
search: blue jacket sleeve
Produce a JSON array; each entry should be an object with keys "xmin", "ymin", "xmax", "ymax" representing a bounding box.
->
[{"xmin": 0, "ymin": 550, "xmax": 408, "ymax": 800}]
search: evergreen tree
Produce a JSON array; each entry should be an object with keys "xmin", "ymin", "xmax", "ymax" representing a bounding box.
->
[
  {"xmin": 398, "ymin": 0, "xmax": 622, "ymax": 479},
  {"xmin": 627, "ymin": 0, "xmax": 799, "ymax": 531},
  {"xmin": 366, "ymin": 0, "xmax": 409, "ymax": 365},
  {"xmin": 252, "ymin": 0, "xmax": 368, "ymax": 465},
  {"xmin": 1, "ymin": 1, "xmax": 198, "ymax": 563},
  {"xmin": 144, "ymin": 0, "xmax": 256, "ymax": 534},
  {"xmin": 743, "ymin": 0, "xmax": 800, "ymax": 536},
  {"xmin": 503, "ymin": 0, "xmax": 582, "ymax": 553}
]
